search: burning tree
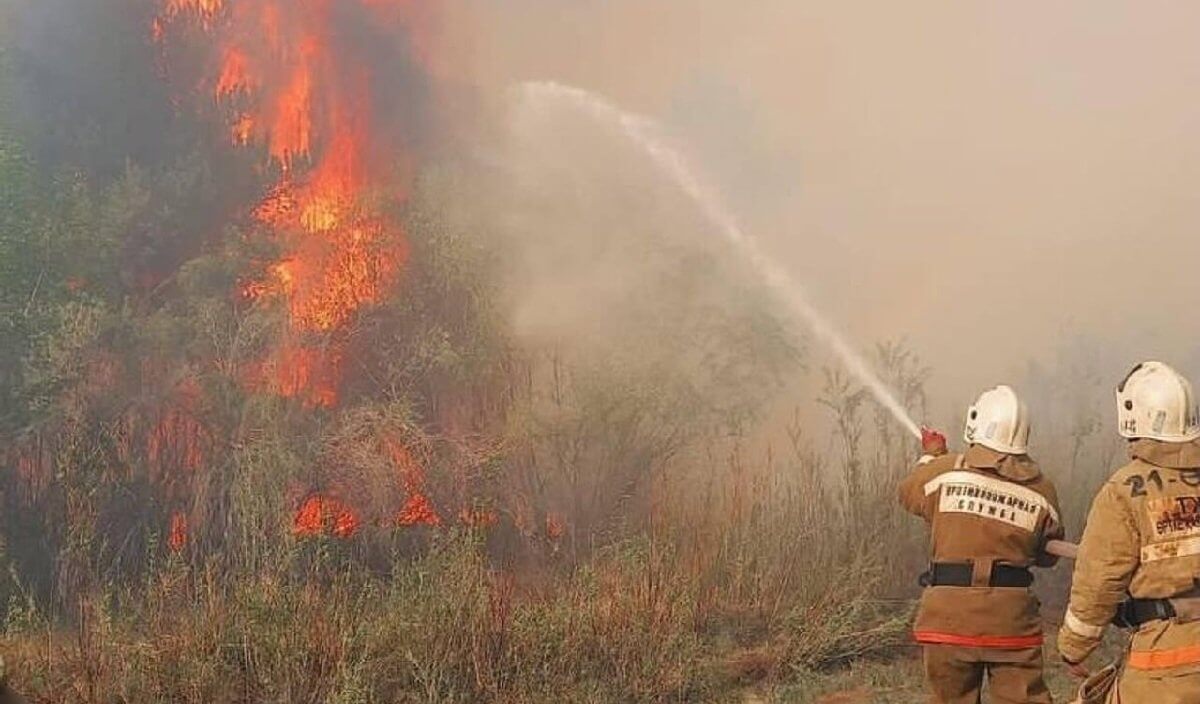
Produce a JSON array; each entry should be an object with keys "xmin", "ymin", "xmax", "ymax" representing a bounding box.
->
[
  {"xmin": 0, "ymin": 0, "xmax": 797, "ymax": 621},
  {"xmin": 0, "ymin": 0, "xmax": 518, "ymax": 609},
  {"xmin": 152, "ymin": 0, "xmax": 447, "ymax": 542},
  {"xmin": 155, "ymin": 0, "xmax": 429, "ymax": 405}
]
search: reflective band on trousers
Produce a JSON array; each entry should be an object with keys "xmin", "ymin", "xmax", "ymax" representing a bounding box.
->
[
  {"xmin": 914, "ymin": 631, "xmax": 1044, "ymax": 649},
  {"xmin": 1128, "ymin": 645, "xmax": 1200, "ymax": 671}
]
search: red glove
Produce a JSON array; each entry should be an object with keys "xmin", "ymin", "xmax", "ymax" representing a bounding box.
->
[{"xmin": 921, "ymin": 426, "xmax": 948, "ymax": 456}]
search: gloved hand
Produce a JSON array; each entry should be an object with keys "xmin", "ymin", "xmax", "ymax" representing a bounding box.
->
[
  {"xmin": 1063, "ymin": 656, "xmax": 1089, "ymax": 680},
  {"xmin": 921, "ymin": 426, "xmax": 948, "ymax": 456}
]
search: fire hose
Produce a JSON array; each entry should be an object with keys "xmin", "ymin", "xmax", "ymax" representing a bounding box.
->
[
  {"xmin": 916, "ymin": 428, "xmax": 1082, "ymax": 561},
  {"xmin": 1046, "ymin": 540, "xmax": 1122, "ymax": 704},
  {"xmin": 1046, "ymin": 539, "xmax": 1080, "ymax": 560}
]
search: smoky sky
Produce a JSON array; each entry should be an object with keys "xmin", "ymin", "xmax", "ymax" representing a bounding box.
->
[
  {"xmin": 4, "ymin": 0, "xmax": 179, "ymax": 179},
  {"xmin": 445, "ymin": 0, "xmax": 1200, "ymax": 416}
]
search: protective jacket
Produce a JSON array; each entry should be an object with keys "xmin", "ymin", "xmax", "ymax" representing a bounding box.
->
[
  {"xmin": 900, "ymin": 444, "xmax": 1064, "ymax": 647},
  {"xmin": 1059, "ymin": 439, "xmax": 1200, "ymax": 698}
]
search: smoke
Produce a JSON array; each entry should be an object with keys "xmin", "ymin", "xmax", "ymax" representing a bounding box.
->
[
  {"xmin": 10, "ymin": 0, "xmax": 1200, "ymax": 436},
  {"xmin": 449, "ymin": 0, "xmax": 1200, "ymax": 430},
  {"xmin": 3, "ymin": 0, "xmax": 177, "ymax": 177},
  {"xmin": 516, "ymin": 80, "xmax": 920, "ymax": 437},
  {"xmin": 498, "ymin": 78, "xmax": 799, "ymax": 436}
]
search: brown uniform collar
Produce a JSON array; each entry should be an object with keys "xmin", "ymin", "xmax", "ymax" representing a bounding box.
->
[
  {"xmin": 962, "ymin": 444, "xmax": 1042, "ymax": 482},
  {"xmin": 1128, "ymin": 438, "xmax": 1200, "ymax": 469}
]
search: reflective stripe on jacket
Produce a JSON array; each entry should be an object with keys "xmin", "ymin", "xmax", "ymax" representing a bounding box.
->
[
  {"xmin": 1059, "ymin": 438, "xmax": 1200, "ymax": 671},
  {"xmin": 899, "ymin": 445, "xmax": 1063, "ymax": 646}
]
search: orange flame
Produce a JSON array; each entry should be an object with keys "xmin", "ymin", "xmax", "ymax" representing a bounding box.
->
[
  {"xmin": 146, "ymin": 376, "xmax": 210, "ymax": 478},
  {"xmin": 387, "ymin": 438, "xmax": 442, "ymax": 527},
  {"xmin": 293, "ymin": 494, "xmax": 359, "ymax": 539},
  {"xmin": 215, "ymin": 47, "xmax": 253, "ymax": 97},
  {"xmin": 545, "ymin": 512, "xmax": 566, "ymax": 541},
  {"xmin": 157, "ymin": 0, "xmax": 436, "ymax": 538},
  {"xmin": 397, "ymin": 493, "xmax": 441, "ymax": 528},
  {"xmin": 147, "ymin": 408, "xmax": 208, "ymax": 474},
  {"xmin": 459, "ymin": 507, "xmax": 498, "ymax": 529},
  {"xmin": 168, "ymin": 513, "xmax": 189, "ymax": 552},
  {"xmin": 156, "ymin": 0, "xmax": 425, "ymax": 406}
]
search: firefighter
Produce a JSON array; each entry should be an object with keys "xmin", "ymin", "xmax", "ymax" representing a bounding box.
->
[
  {"xmin": 900, "ymin": 385, "xmax": 1063, "ymax": 704},
  {"xmin": 1058, "ymin": 361, "xmax": 1200, "ymax": 703}
]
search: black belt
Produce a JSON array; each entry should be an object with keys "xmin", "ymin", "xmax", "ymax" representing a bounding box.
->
[
  {"xmin": 919, "ymin": 562, "xmax": 1034, "ymax": 589},
  {"xmin": 1113, "ymin": 598, "xmax": 1177, "ymax": 628}
]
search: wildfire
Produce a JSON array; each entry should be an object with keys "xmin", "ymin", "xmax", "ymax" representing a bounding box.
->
[
  {"xmin": 214, "ymin": 47, "xmax": 253, "ymax": 97},
  {"xmin": 459, "ymin": 507, "xmax": 499, "ymax": 529},
  {"xmin": 387, "ymin": 439, "xmax": 442, "ymax": 527},
  {"xmin": 397, "ymin": 493, "xmax": 441, "ymax": 527},
  {"xmin": 156, "ymin": 0, "xmax": 440, "ymax": 540},
  {"xmin": 546, "ymin": 513, "xmax": 566, "ymax": 541},
  {"xmin": 169, "ymin": 512, "xmax": 189, "ymax": 552},
  {"xmin": 268, "ymin": 345, "xmax": 342, "ymax": 409},
  {"xmin": 293, "ymin": 494, "xmax": 360, "ymax": 538},
  {"xmin": 147, "ymin": 406, "xmax": 208, "ymax": 475},
  {"xmin": 156, "ymin": 0, "xmax": 424, "ymax": 407}
]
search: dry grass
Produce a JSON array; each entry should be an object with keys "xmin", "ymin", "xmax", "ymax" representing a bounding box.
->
[
  {"xmin": 0, "ymin": 339, "xmax": 954, "ymax": 704},
  {"xmin": 0, "ymin": 380, "xmax": 1118, "ymax": 704},
  {"xmin": 1, "ymin": 424, "xmax": 919, "ymax": 703}
]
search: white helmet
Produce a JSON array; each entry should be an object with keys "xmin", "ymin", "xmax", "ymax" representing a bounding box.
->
[
  {"xmin": 963, "ymin": 385, "xmax": 1030, "ymax": 454},
  {"xmin": 1116, "ymin": 361, "xmax": 1200, "ymax": 442}
]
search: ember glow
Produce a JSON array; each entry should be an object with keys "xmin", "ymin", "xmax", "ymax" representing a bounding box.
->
[
  {"xmin": 147, "ymin": 404, "xmax": 208, "ymax": 475},
  {"xmin": 387, "ymin": 439, "xmax": 442, "ymax": 527},
  {"xmin": 397, "ymin": 492, "xmax": 441, "ymax": 527},
  {"xmin": 260, "ymin": 345, "xmax": 343, "ymax": 409},
  {"xmin": 169, "ymin": 512, "xmax": 189, "ymax": 552},
  {"xmin": 293, "ymin": 494, "xmax": 360, "ymax": 538}
]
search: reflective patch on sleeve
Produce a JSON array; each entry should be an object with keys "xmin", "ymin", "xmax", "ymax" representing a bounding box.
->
[
  {"xmin": 1142, "ymin": 535, "xmax": 1200, "ymax": 563},
  {"xmin": 1147, "ymin": 496, "xmax": 1200, "ymax": 540},
  {"xmin": 1064, "ymin": 609, "xmax": 1105, "ymax": 640},
  {"xmin": 923, "ymin": 470, "xmax": 1059, "ymax": 532},
  {"xmin": 918, "ymin": 454, "xmax": 936, "ymax": 466}
]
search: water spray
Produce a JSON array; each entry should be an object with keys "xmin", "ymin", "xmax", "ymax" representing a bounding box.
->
[
  {"xmin": 512, "ymin": 82, "xmax": 1082, "ymax": 560},
  {"xmin": 515, "ymin": 81, "xmax": 922, "ymax": 440}
]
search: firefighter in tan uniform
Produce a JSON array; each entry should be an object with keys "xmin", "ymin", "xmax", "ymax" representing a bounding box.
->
[
  {"xmin": 1058, "ymin": 361, "xmax": 1200, "ymax": 703},
  {"xmin": 900, "ymin": 385, "xmax": 1064, "ymax": 703}
]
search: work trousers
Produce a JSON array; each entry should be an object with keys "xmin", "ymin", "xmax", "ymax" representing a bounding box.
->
[
  {"xmin": 1113, "ymin": 667, "xmax": 1200, "ymax": 704},
  {"xmin": 923, "ymin": 644, "xmax": 1052, "ymax": 703}
]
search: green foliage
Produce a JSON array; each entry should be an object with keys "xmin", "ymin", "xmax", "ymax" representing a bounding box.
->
[{"xmin": 0, "ymin": 48, "xmax": 39, "ymax": 430}]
